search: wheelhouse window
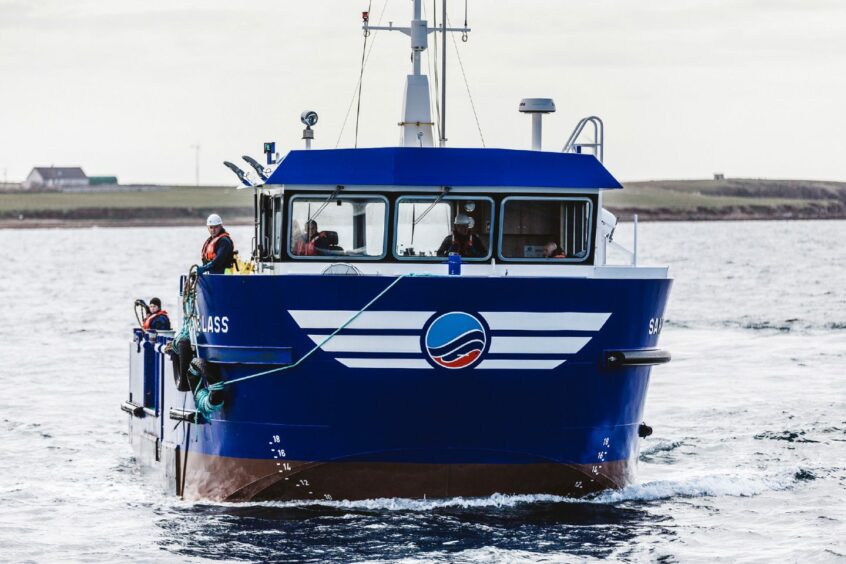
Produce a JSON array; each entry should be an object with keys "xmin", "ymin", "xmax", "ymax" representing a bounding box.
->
[
  {"xmin": 499, "ymin": 197, "xmax": 593, "ymax": 262},
  {"xmin": 395, "ymin": 196, "xmax": 492, "ymax": 260},
  {"xmin": 288, "ymin": 194, "xmax": 387, "ymax": 259}
]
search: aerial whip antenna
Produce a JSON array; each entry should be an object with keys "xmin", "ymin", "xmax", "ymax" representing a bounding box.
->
[{"xmin": 440, "ymin": 0, "xmax": 447, "ymax": 146}]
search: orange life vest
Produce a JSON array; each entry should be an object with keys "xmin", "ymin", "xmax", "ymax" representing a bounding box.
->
[
  {"xmin": 202, "ymin": 231, "xmax": 232, "ymax": 263},
  {"xmin": 294, "ymin": 233, "xmax": 328, "ymax": 256},
  {"xmin": 143, "ymin": 310, "xmax": 169, "ymax": 331}
]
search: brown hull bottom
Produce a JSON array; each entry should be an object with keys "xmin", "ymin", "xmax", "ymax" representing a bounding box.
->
[{"xmin": 181, "ymin": 453, "xmax": 635, "ymax": 502}]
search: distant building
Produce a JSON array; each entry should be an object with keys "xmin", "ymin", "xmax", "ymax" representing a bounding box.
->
[
  {"xmin": 20, "ymin": 167, "xmax": 119, "ymax": 190},
  {"xmin": 23, "ymin": 167, "xmax": 88, "ymax": 190},
  {"xmin": 713, "ymin": 173, "xmax": 725, "ymax": 180}
]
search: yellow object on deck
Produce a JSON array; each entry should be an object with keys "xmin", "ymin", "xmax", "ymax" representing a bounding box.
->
[{"xmin": 225, "ymin": 257, "xmax": 256, "ymax": 275}]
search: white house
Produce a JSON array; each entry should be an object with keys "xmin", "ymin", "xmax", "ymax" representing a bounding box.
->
[{"xmin": 22, "ymin": 167, "xmax": 88, "ymax": 190}]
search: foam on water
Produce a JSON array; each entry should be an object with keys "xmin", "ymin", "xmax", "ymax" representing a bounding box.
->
[
  {"xmin": 591, "ymin": 471, "xmax": 798, "ymax": 503},
  {"xmin": 190, "ymin": 466, "xmax": 807, "ymax": 514}
]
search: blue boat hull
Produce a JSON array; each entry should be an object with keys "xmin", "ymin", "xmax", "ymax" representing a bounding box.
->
[{"xmin": 128, "ymin": 273, "xmax": 671, "ymax": 501}]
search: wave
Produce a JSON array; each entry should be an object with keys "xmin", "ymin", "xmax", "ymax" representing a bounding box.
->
[
  {"xmin": 754, "ymin": 430, "xmax": 820, "ymax": 443},
  {"xmin": 590, "ymin": 472, "xmax": 795, "ymax": 503},
  {"xmin": 191, "ymin": 470, "xmax": 805, "ymax": 512},
  {"xmin": 639, "ymin": 440, "xmax": 685, "ymax": 463},
  {"xmin": 669, "ymin": 317, "xmax": 846, "ymax": 334},
  {"xmin": 428, "ymin": 329, "xmax": 485, "ymax": 361},
  {"xmin": 639, "ymin": 440, "xmax": 684, "ymax": 456}
]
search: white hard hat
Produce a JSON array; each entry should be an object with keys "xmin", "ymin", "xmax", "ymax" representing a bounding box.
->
[
  {"xmin": 454, "ymin": 213, "xmax": 472, "ymax": 226},
  {"xmin": 206, "ymin": 213, "xmax": 223, "ymax": 227}
]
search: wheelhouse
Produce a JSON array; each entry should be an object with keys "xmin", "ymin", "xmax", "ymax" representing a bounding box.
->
[{"xmin": 251, "ymin": 147, "xmax": 621, "ymax": 268}]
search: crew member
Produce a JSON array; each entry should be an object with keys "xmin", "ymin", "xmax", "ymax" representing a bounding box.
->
[
  {"xmin": 143, "ymin": 297, "xmax": 171, "ymax": 331},
  {"xmin": 293, "ymin": 219, "xmax": 330, "ymax": 256},
  {"xmin": 543, "ymin": 241, "xmax": 567, "ymax": 258},
  {"xmin": 197, "ymin": 213, "xmax": 235, "ymax": 274},
  {"xmin": 436, "ymin": 213, "xmax": 487, "ymax": 258}
]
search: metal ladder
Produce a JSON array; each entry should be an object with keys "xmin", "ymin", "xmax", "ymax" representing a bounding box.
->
[{"xmin": 562, "ymin": 116, "xmax": 604, "ymax": 162}]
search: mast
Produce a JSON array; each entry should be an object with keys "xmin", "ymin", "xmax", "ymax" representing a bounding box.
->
[{"xmin": 363, "ymin": 0, "xmax": 470, "ymax": 148}]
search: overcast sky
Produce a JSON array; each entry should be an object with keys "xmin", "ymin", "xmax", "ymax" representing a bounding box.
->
[{"xmin": 1, "ymin": 0, "xmax": 845, "ymax": 185}]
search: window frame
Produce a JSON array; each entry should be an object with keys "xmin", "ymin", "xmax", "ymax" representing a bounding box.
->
[
  {"xmin": 497, "ymin": 196, "xmax": 594, "ymax": 263},
  {"xmin": 271, "ymin": 195, "xmax": 284, "ymax": 260},
  {"xmin": 392, "ymin": 195, "xmax": 495, "ymax": 262},
  {"xmin": 285, "ymin": 193, "xmax": 390, "ymax": 261}
]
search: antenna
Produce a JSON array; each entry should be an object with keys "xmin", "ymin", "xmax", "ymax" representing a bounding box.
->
[
  {"xmin": 440, "ymin": 0, "xmax": 447, "ymax": 147},
  {"xmin": 190, "ymin": 144, "xmax": 200, "ymax": 186},
  {"xmin": 519, "ymin": 98, "xmax": 556, "ymax": 151},
  {"xmin": 363, "ymin": 0, "xmax": 470, "ymax": 148}
]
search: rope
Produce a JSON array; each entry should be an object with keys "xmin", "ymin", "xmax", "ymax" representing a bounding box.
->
[
  {"xmin": 353, "ymin": 0, "xmax": 373, "ymax": 149},
  {"xmin": 173, "ymin": 266, "xmax": 199, "ymax": 350},
  {"xmin": 448, "ymin": 15, "xmax": 485, "ymax": 147},
  {"xmin": 189, "ymin": 272, "xmax": 429, "ymax": 420},
  {"xmin": 426, "ymin": 0, "xmax": 442, "ymax": 141},
  {"xmin": 133, "ymin": 299, "xmax": 149, "ymax": 329},
  {"xmin": 194, "ymin": 382, "xmax": 223, "ymax": 416},
  {"xmin": 335, "ymin": 0, "xmax": 389, "ymax": 148}
]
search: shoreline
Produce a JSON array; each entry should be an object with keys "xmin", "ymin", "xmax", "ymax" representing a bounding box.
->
[
  {"xmin": 2, "ymin": 206, "xmax": 844, "ymax": 230},
  {"xmin": 3, "ymin": 178, "xmax": 844, "ymax": 229}
]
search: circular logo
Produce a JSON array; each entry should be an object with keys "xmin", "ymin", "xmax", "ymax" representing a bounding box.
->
[{"xmin": 424, "ymin": 312, "xmax": 487, "ymax": 369}]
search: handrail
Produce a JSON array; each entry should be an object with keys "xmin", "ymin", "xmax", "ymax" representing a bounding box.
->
[{"xmin": 562, "ymin": 116, "xmax": 604, "ymax": 162}]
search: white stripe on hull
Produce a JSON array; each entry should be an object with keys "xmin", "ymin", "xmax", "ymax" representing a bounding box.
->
[
  {"xmin": 476, "ymin": 359, "xmax": 567, "ymax": 370},
  {"xmin": 290, "ymin": 310, "xmax": 435, "ymax": 330},
  {"xmin": 335, "ymin": 358, "xmax": 433, "ymax": 369},
  {"xmin": 308, "ymin": 334, "xmax": 422, "ymax": 353},
  {"xmin": 488, "ymin": 336, "xmax": 591, "ymax": 354},
  {"xmin": 480, "ymin": 312, "xmax": 610, "ymax": 332}
]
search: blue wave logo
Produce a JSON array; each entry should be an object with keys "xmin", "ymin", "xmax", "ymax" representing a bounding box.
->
[{"xmin": 424, "ymin": 312, "xmax": 487, "ymax": 369}]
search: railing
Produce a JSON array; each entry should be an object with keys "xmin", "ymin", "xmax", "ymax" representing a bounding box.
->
[
  {"xmin": 601, "ymin": 211, "xmax": 639, "ymax": 267},
  {"xmin": 563, "ymin": 116, "xmax": 604, "ymax": 162}
]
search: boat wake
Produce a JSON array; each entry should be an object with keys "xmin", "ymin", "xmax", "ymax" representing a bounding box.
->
[
  {"xmin": 190, "ymin": 469, "xmax": 806, "ymax": 512},
  {"xmin": 591, "ymin": 471, "xmax": 797, "ymax": 503}
]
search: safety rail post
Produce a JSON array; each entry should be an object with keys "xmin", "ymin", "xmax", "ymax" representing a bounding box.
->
[{"xmin": 633, "ymin": 213, "xmax": 638, "ymax": 266}]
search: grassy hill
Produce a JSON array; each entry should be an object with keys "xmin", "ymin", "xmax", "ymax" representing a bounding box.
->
[
  {"xmin": 0, "ymin": 185, "xmax": 254, "ymax": 227},
  {"xmin": 605, "ymin": 179, "xmax": 846, "ymax": 221},
  {"xmin": 1, "ymin": 178, "xmax": 845, "ymax": 228}
]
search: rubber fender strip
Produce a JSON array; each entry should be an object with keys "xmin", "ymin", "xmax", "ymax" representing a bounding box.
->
[
  {"xmin": 606, "ymin": 349, "xmax": 671, "ymax": 368},
  {"xmin": 121, "ymin": 400, "xmax": 145, "ymax": 417}
]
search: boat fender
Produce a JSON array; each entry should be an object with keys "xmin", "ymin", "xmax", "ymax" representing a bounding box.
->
[
  {"xmin": 168, "ymin": 338, "xmax": 194, "ymax": 392},
  {"xmin": 638, "ymin": 422, "xmax": 653, "ymax": 438},
  {"xmin": 188, "ymin": 358, "xmax": 226, "ymax": 416}
]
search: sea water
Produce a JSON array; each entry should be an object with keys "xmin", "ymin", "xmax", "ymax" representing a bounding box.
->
[{"xmin": 0, "ymin": 220, "xmax": 844, "ymax": 562}]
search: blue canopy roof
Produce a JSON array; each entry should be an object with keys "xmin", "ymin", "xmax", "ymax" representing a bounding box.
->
[{"xmin": 264, "ymin": 147, "xmax": 622, "ymax": 189}]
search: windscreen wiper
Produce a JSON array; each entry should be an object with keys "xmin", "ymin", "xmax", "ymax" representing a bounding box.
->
[
  {"xmin": 412, "ymin": 186, "xmax": 451, "ymax": 228},
  {"xmin": 308, "ymin": 185, "xmax": 344, "ymax": 222}
]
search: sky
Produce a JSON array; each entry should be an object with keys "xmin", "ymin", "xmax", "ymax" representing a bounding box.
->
[{"xmin": 1, "ymin": 0, "xmax": 845, "ymax": 185}]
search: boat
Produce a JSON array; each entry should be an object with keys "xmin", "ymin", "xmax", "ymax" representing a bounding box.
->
[{"xmin": 124, "ymin": 1, "xmax": 672, "ymax": 502}]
